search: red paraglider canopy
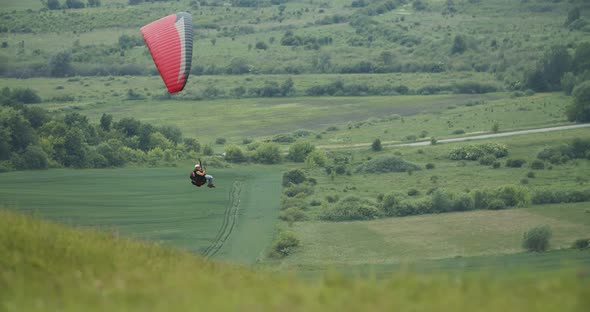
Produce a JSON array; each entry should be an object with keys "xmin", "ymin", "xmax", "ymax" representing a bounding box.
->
[{"xmin": 141, "ymin": 12, "xmax": 193, "ymax": 94}]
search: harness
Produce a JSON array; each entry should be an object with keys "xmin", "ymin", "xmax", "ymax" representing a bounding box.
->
[{"xmin": 190, "ymin": 170, "xmax": 207, "ymax": 186}]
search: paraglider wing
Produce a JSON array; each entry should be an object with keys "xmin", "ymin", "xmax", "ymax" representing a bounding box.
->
[{"xmin": 141, "ymin": 12, "xmax": 193, "ymax": 93}]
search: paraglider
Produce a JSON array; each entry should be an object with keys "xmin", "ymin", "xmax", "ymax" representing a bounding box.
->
[
  {"xmin": 141, "ymin": 12, "xmax": 193, "ymax": 93},
  {"xmin": 190, "ymin": 159, "xmax": 215, "ymax": 189}
]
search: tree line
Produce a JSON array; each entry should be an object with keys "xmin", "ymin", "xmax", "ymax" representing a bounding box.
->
[{"xmin": 0, "ymin": 87, "xmax": 202, "ymax": 172}]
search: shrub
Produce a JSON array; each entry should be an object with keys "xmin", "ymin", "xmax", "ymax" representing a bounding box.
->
[
  {"xmin": 495, "ymin": 185, "xmax": 530, "ymax": 207},
  {"xmin": 305, "ymin": 150, "xmax": 328, "ymax": 168},
  {"xmin": 452, "ymin": 129, "xmax": 465, "ymax": 135},
  {"xmin": 479, "ymin": 154, "xmax": 496, "ymax": 166},
  {"xmin": 282, "ymin": 169, "xmax": 306, "ymax": 187},
  {"xmin": 487, "ymin": 198, "xmax": 506, "ymax": 210},
  {"xmin": 425, "ymin": 163, "xmax": 435, "ymax": 170},
  {"xmin": 269, "ymin": 231, "xmax": 300, "ymax": 258},
  {"xmin": 572, "ymin": 238, "xmax": 589, "ymax": 250},
  {"xmin": 224, "ymin": 144, "xmax": 247, "ymax": 163},
  {"xmin": 325, "ymin": 194, "xmax": 339, "ymax": 203},
  {"xmin": 215, "ymin": 137, "xmax": 226, "ymax": 145},
  {"xmin": 506, "ymin": 159, "xmax": 526, "ymax": 168},
  {"xmin": 431, "ymin": 189, "xmax": 453, "ymax": 213},
  {"xmin": 448, "ymin": 143, "xmax": 508, "ymax": 160},
  {"xmin": 287, "ymin": 141, "xmax": 315, "ymax": 162},
  {"xmin": 320, "ymin": 196, "xmax": 380, "ymax": 221},
  {"xmin": 453, "ymin": 193, "xmax": 474, "ymax": 211},
  {"xmin": 531, "ymin": 159, "xmax": 545, "ymax": 170},
  {"xmin": 271, "ymin": 133, "xmax": 295, "ymax": 143},
  {"xmin": 527, "ymin": 171, "xmax": 536, "ymax": 178},
  {"xmin": 279, "ymin": 207, "xmax": 307, "ymax": 222},
  {"xmin": 251, "ymin": 142, "xmax": 281, "ymax": 164},
  {"xmin": 371, "ymin": 138, "xmax": 382, "ymax": 151},
  {"xmin": 407, "ymin": 188, "xmax": 420, "ymax": 196},
  {"xmin": 522, "ymin": 225, "xmax": 552, "ymax": 252},
  {"xmin": 492, "ymin": 161, "xmax": 501, "ymax": 169},
  {"xmin": 355, "ymin": 156, "xmax": 421, "ymax": 174},
  {"xmin": 283, "ymin": 184, "xmax": 314, "ymax": 197}
]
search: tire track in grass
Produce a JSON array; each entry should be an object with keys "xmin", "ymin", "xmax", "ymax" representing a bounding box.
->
[{"xmin": 203, "ymin": 180, "xmax": 242, "ymax": 258}]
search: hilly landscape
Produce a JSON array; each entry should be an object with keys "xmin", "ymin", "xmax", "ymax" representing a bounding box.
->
[{"xmin": 1, "ymin": 0, "xmax": 589, "ymax": 310}]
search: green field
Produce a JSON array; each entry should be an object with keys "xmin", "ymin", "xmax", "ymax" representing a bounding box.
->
[
  {"xmin": 281, "ymin": 203, "xmax": 590, "ymax": 267},
  {"xmin": 0, "ymin": 165, "xmax": 282, "ymax": 263}
]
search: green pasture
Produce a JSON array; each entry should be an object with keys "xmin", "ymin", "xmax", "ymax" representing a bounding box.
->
[
  {"xmin": 301, "ymin": 128, "xmax": 590, "ymax": 221},
  {"xmin": 281, "ymin": 202, "xmax": 590, "ymax": 267},
  {"xmin": 0, "ymin": 165, "xmax": 282, "ymax": 263}
]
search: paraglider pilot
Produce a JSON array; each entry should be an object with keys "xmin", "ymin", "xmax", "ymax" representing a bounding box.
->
[{"xmin": 191, "ymin": 163, "xmax": 215, "ymax": 188}]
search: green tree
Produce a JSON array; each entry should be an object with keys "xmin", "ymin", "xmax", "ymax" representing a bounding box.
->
[
  {"xmin": 371, "ymin": 138, "xmax": 382, "ymax": 151},
  {"xmin": 541, "ymin": 45, "xmax": 572, "ymax": 90},
  {"xmin": 63, "ymin": 127, "xmax": 87, "ymax": 167},
  {"xmin": 100, "ymin": 113, "xmax": 113, "ymax": 131},
  {"xmin": 567, "ymin": 81, "xmax": 590, "ymax": 122},
  {"xmin": 0, "ymin": 107, "xmax": 36, "ymax": 153},
  {"xmin": 49, "ymin": 51, "xmax": 72, "ymax": 77},
  {"xmin": 158, "ymin": 125, "xmax": 182, "ymax": 145},
  {"xmin": 18, "ymin": 145, "xmax": 49, "ymax": 170},
  {"xmin": 573, "ymin": 42, "xmax": 590, "ymax": 74}
]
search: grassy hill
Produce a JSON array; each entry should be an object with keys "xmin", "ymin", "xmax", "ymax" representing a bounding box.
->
[{"xmin": 1, "ymin": 209, "xmax": 589, "ymax": 311}]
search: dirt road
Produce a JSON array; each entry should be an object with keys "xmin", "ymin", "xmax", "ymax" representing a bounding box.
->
[{"xmin": 319, "ymin": 124, "xmax": 590, "ymax": 150}]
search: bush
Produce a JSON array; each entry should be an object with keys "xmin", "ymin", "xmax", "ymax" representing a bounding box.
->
[
  {"xmin": 320, "ymin": 196, "xmax": 380, "ymax": 221},
  {"xmin": 448, "ymin": 143, "xmax": 508, "ymax": 160},
  {"xmin": 287, "ymin": 141, "xmax": 315, "ymax": 162},
  {"xmin": 479, "ymin": 154, "xmax": 496, "ymax": 166},
  {"xmin": 215, "ymin": 137, "xmax": 226, "ymax": 145},
  {"xmin": 531, "ymin": 159, "xmax": 545, "ymax": 170},
  {"xmin": 527, "ymin": 171, "xmax": 536, "ymax": 178},
  {"xmin": 531, "ymin": 188, "xmax": 590, "ymax": 204},
  {"xmin": 224, "ymin": 144, "xmax": 247, "ymax": 163},
  {"xmin": 431, "ymin": 189, "xmax": 453, "ymax": 213},
  {"xmin": 355, "ymin": 156, "xmax": 421, "ymax": 174},
  {"xmin": 522, "ymin": 225, "xmax": 552, "ymax": 252},
  {"xmin": 251, "ymin": 142, "xmax": 281, "ymax": 164},
  {"xmin": 283, "ymin": 184, "xmax": 314, "ymax": 198},
  {"xmin": 425, "ymin": 163, "xmax": 435, "ymax": 170},
  {"xmin": 506, "ymin": 159, "xmax": 526, "ymax": 168},
  {"xmin": 572, "ymin": 238, "xmax": 589, "ymax": 250},
  {"xmin": 279, "ymin": 207, "xmax": 307, "ymax": 223},
  {"xmin": 269, "ymin": 231, "xmax": 300, "ymax": 258},
  {"xmin": 371, "ymin": 138, "xmax": 382, "ymax": 151},
  {"xmin": 495, "ymin": 185, "xmax": 530, "ymax": 207},
  {"xmin": 282, "ymin": 169, "xmax": 306, "ymax": 187},
  {"xmin": 487, "ymin": 198, "xmax": 506, "ymax": 210},
  {"xmin": 453, "ymin": 193, "xmax": 474, "ymax": 211}
]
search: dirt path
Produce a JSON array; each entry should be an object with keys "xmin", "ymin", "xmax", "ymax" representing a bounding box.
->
[
  {"xmin": 203, "ymin": 180, "xmax": 242, "ymax": 258},
  {"xmin": 318, "ymin": 124, "xmax": 590, "ymax": 150}
]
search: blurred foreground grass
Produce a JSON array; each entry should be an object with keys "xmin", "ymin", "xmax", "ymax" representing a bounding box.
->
[{"xmin": 1, "ymin": 209, "xmax": 588, "ymax": 312}]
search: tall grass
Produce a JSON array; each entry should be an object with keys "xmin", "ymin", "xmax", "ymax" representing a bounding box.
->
[{"xmin": 1, "ymin": 209, "xmax": 588, "ymax": 312}]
